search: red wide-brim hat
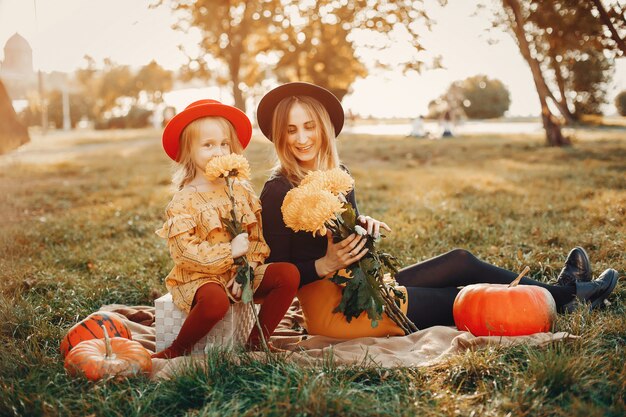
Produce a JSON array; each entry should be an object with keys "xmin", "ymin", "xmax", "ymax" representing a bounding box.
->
[{"xmin": 162, "ymin": 99, "xmax": 252, "ymax": 161}]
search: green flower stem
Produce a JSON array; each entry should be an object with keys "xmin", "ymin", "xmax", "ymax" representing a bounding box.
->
[
  {"xmin": 330, "ymin": 208, "xmax": 418, "ymax": 335},
  {"xmin": 381, "ymin": 291, "xmax": 418, "ymax": 334},
  {"xmin": 355, "ymin": 254, "xmax": 417, "ymax": 335},
  {"xmin": 225, "ymin": 176, "xmax": 269, "ymax": 353}
]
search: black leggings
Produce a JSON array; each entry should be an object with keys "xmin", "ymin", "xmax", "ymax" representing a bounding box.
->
[{"xmin": 396, "ymin": 249, "xmax": 576, "ymax": 329}]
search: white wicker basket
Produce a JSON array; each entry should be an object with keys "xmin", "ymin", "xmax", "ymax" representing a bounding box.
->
[{"xmin": 154, "ymin": 292, "xmax": 257, "ymax": 354}]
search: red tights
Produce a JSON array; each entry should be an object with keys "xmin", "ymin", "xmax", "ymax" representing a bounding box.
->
[{"xmin": 152, "ymin": 263, "xmax": 299, "ymax": 359}]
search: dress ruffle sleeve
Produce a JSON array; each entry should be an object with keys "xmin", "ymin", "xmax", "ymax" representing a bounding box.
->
[
  {"xmin": 157, "ymin": 199, "xmax": 234, "ymax": 275},
  {"xmin": 155, "ymin": 214, "xmax": 197, "ymax": 239}
]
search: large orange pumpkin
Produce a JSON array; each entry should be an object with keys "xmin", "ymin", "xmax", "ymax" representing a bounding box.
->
[
  {"xmin": 64, "ymin": 326, "xmax": 152, "ymax": 381},
  {"xmin": 453, "ymin": 268, "xmax": 557, "ymax": 337},
  {"xmin": 60, "ymin": 312, "xmax": 132, "ymax": 358}
]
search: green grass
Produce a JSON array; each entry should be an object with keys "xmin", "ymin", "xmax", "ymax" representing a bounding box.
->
[{"xmin": 0, "ymin": 128, "xmax": 624, "ymax": 416}]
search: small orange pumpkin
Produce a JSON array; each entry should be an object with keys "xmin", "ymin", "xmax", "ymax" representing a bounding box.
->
[
  {"xmin": 453, "ymin": 267, "xmax": 557, "ymax": 337},
  {"xmin": 64, "ymin": 326, "xmax": 152, "ymax": 381},
  {"xmin": 60, "ymin": 312, "xmax": 132, "ymax": 358}
]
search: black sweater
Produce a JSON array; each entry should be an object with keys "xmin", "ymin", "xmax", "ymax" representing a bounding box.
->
[{"xmin": 260, "ymin": 173, "xmax": 360, "ymax": 287}]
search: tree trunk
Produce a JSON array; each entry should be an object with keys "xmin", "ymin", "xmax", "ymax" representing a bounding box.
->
[
  {"xmin": 591, "ymin": 0, "xmax": 626, "ymax": 55},
  {"xmin": 0, "ymin": 80, "xmax": 30, "ymax": 154},
  {"xmin": 550, "ymin": 56, "xmax": 578, "ymax": 124},
  {"xmin": 227, "ymin": 2, "xmax": 253, "ymax": 113},
  {"xmin": 231, "ymin": 72, "xmax": 246, "ymax": 112},
  {"xmin": 540, "ymin": 103, "xmax": 569, "ymax": 146},
  {"xmin": 229, "ymin": 37, "xmax": 246, "ymax": 112},
  {"xmin": 503, "ymin": 0, "xmax": 570, "ymax": 146}
]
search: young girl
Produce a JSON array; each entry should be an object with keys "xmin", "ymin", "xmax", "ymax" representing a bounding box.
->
[{"xmin": 152, "ymin": 99, "xmax": 299, "ymax": 358}]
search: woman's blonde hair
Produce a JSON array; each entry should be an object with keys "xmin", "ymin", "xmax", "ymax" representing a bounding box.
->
[
  {"xmin": 172, "ymin": 116, "xmax": 244, "ymax": 190},
  {"xmin": 270, "ymin": 96, "xmax": 340, "ymax": 185}
]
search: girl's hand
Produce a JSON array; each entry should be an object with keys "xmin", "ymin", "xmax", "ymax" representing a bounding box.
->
[
  {"xmin": 226, "ymin": 276, "xmax": 242, "ymax": 299},
  {"xmin": 315, "ymin": 231, "xmax": 369, "ymax": 277},
  {"xmin": 231, "ymin": 233, "xmax": 249, "ymax": 258},
  {"xmin": 357, "ymin": 215, "xmax": 391, "ymax": 238},
  {"xmin": 226, "ymin": 262, "xmax": 257, "ymax": 299}
]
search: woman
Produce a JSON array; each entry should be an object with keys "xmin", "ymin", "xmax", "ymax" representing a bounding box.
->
[{"xmin": 257, "ymin": 82, "xmax": 619, "ymax": 338}]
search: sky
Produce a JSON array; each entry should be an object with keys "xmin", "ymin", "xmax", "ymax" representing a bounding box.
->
[{"xmin": 1, "ymin": 0, "xmax": 624, "ymax": 118}]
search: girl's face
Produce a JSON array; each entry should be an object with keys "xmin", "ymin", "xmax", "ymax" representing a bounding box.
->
[
  {"xmin": 285, "ymin": 102, "xmax": 321, "ymax": 170},
  {"xmin": 190, "ymin": 119, "xmax": 231, "ymax": 171}
]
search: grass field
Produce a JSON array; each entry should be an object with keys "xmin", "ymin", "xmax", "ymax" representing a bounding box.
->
[{"xmin": 1, "ymin": 127, "xmax": 624, "ymax": 416}]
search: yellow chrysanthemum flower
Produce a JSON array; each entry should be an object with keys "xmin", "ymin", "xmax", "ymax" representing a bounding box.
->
[
  {"xmin": 282, "ymin": 184, "xmax": 345, "ymax": 236},
  {"xmin": 323, "ymin": 168, "xmax": 354, "ymax": 195},
  {"xmin": 205, "ymin": 154, "xmax": 251, "ymax": 181},
  {"xmin": 300, "ymin": 171, "xmax": 327, "ymax": 189},
  {"xmin": 301, "ymin": 168, "xmax": 354, "ymax": 196}
]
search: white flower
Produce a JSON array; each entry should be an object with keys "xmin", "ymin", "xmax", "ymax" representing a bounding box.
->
[{"xmin": 354, "ymin": 225, "xmax": 367, "ymax": 236}]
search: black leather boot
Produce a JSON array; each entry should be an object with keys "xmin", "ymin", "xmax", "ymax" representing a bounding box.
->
[
  {"xmin": 556, "ymin": 247, "xmax": 592, "ymax": 286},
  {"xmin": 562, "ymin": 268, "xmax": 619, "ymax": 313}
]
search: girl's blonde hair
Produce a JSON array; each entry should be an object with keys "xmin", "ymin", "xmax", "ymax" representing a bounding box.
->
[
  {"xmin": 270, "ymin": 96, "xmax": 340, "ymax": 185},
  {"xmin": 172, "ymin": 116, "xmax": 244, "ymax": 190}
]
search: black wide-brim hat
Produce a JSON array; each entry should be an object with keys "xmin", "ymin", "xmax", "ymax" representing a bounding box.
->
[{"xmin": 256, "ymin": 82, "xmax": 344, "ymax": 141}]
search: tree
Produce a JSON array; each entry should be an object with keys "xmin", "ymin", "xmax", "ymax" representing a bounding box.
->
[
  {"xmin": 426, "ymin": 83, "xmax": 464, "ymax": 121},
  {"xmin": 485, "ymin": 0, "xmax": 624, "ymax": 145},
  {"xmin": 272, "ymin": 13, "xmax": 366, "ymax": 101},
  {"xmin": 0, "ymin": 80, "xmax": 30, "ymax": 154},
  {"xmin": 20, "ymin": 89, "xmax": 91, "ymax": 128},
  {"xmin": 98, "ymin": 59, "xmax": 137, "ymax": 115},
  {"xmin": 501, "ymin": 0, "xmax": 570, "ymax": 146},
  {"xmin": 154, "ymin": 0, "xmax": 281, "ymax": 111},
  {"xmin": 75, "ymin": 57, "xmax": 141, "ymax": 121},
  {"xmin": 271, "ymin": 1, "xmax": 437, "ymax": 101},
  {"xmin": 616, "ymin": 90, "xmax": 626, "ymax": 116},
  {"xmin": 74, "ymin": 55, "xmax": 99, "ymax": 121},
  {"xmin": 46, "ymin": 90, "xmax": 90, "ymax": 128},
  {"xmin": 134, "ymin": 60, "xmax": 174, "ymax": 104},
  {"xmin": 590, "ymin": 0, "xmax": 626, "ymax": 55},
  {"xmin": 457, "ymin": 75, "xmax": 511, "ymax": 119},
  {"xmin": 568, "ymin": 50, "xmax": 613, "ymax": 116},
  {"xmin": 156, "ymin": 0, "xmax": 435, "ymax": 111},
  {"xmin": 524, "ymin": 0, "xmax": 615, "ymax": 122},
  {"xmin": 427, "ymin": 76, "xmax": 510, "ymax": 120}
]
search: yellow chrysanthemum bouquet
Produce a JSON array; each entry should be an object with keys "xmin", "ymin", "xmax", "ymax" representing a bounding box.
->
[
  {"xmin": 281, "ymin": 168, "xmax": 417, "ymax": 335},
  {"xmin": 205, "ymin": 154, "xmax": 267, "ymax": 348}
]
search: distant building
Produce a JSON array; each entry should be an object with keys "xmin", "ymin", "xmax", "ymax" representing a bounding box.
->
[
  {"xmin": 0, "ymin": 33, "xmax": 36, "ymax": 99},
  {"xmin": 1, "ymin": 33, "xmax": 34, "ymax": 77}
]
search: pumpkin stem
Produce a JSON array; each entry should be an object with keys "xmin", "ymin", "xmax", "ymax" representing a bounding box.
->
[
  {"xmin": 101, "ymin": 325, "xmax": 112, "ymax": 359},
  {"xmin": 509, "ymin": 266, "xmax": 530, "ymax": 287}
]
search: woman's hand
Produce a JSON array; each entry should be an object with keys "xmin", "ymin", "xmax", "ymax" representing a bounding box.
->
[
  {"xmin": 315, "ymin": 231, "xmax": 369, "ymax": 277},
  {"xmin": 357, "ymin": 215, "xmax": 391, "ymax": 238},
  {"xmin": 231, "ymin": 233, "xmax": 249, "ymax": 258}
]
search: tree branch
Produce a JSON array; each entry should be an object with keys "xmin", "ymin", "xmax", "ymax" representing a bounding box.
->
[{"xmin": 591, "ymin": 0, "xmax": 626, "ymax": 55}]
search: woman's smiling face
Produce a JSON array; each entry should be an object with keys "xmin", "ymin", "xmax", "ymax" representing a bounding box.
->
[{"xmin": 286, "ymin": 102, "xmax": 321, "ymax": 170}]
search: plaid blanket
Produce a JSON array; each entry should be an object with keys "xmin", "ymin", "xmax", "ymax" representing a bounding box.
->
[{"xmin": 98, "ymin": 299, "xmax": 576, "ymax": 380}]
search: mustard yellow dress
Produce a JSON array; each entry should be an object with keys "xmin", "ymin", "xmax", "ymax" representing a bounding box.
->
[{"xmin": 155, "ymin": 181, "xmax": 270, "ymax": 313}]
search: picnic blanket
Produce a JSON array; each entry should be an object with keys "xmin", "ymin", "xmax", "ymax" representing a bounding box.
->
[{"xmin": 98, "ymin": 300, "xmax": 577, "ymax": 380}]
